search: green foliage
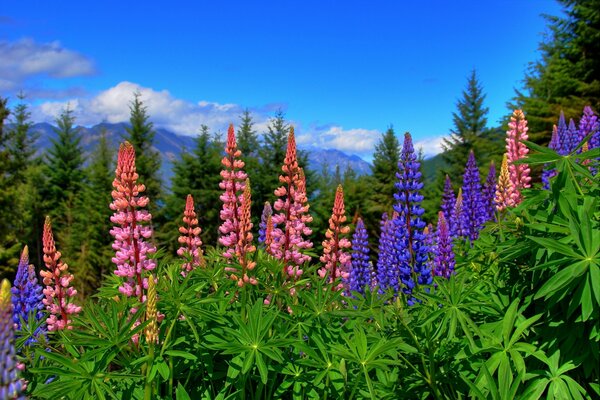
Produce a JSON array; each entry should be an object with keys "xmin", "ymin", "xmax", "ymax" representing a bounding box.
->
[
  {"xmin": 512, "ymin": 0, "xmax": 600, "ymax": 142},
  {"xmin": 125, "ymin": 91, "xmax": 162, "ymax": 207},
  {"xmin": 369, "ymin": 126, "xmax": 399, "ymax": 215}
]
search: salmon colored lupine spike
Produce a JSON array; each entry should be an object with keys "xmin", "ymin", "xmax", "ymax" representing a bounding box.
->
[
  {"xmin": 40, "ymin": 216, "xmax": 81, "ymax": 331},
  {"xmin": 110, "ymin": 141, "xmax": 156, "ymax": 304},
  {"xmin": 495, "ymin": 154, "xmax": 513, "ymax": 211},
  {"xmin": 319, "ymin": 185, "xmax": 351, "ymax": 292},
  {"xmin": 177, "ymin": 194, "xmax": 205, "ymax": 276},
  {"xmin": 505, "ymin": 109, "xmax": 531, "ymax": 205},
  {"xmin": 270, "ymin": 127, "xmax": 313, "ymax": 281},
  {"xmin": 144, "ymin": 275, "xmax": 158, "ymax": 344},
  {"xmin": 218, "ymin": 124, "xmax": 248, "ymax": 264},
  {"xmin": 231, "ymin": 179, "xmax": 257, "ymax": 287}
]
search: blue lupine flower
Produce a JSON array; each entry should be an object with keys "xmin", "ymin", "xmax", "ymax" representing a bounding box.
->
[
  {"xmin": 1, "ymin": 280, "xmax": 25, "ymax": 400},
  {"xmin": 440, "ymin": 175, "xmax": 455, "ymax": 232},
  {"xmin": 392, "ymin": 132, "xmax": 430, "ymax": 300},
  {"xmin": 348, "ymin": 218, "xmax": 372, "ymax": 295},
  {"xmin": 460, "ymin": 151, "xmax": 485, "ymax": 242},
  {"xmin": 433, "ymin": 212, "xmax": 455, "ymax": 279},
  {"xmin": 376, "ymin": 212, "xmax": 396, "ymax": 293},
  {"xmin": 11, "ymin": 246, "xmax": 46, "ymax": 346},
  {"xmin": 481, "ymin": 161, "xmax": 496, "ymax": 222}
]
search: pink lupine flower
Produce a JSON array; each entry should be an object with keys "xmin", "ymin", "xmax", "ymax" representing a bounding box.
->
[
  {"xmin": 265, "ymin": 215, "xmax": 274, "ymax": 255},
  {"xmin": 227, "ymin": 179, "xmax": 257, "ymax": 287},
  {"xmin": 505, "ymin": 109, "xmax": 531, "ymax": 206},
  {"xmin": 40, "ymin": 217, "xmax": 81, "ymax": 331},
  {"xmin": 109, "ymin": 142, "xmax": 156, "ymax": 302},
  {"xmin": 495, "ymin": 154, "xmax": 513, "ymax": 211},
  {"xmin": 270, "ymin": 128, "xmax": 313, "ymax": 279},
  {"xmin": 319, "ymin": 185, "xmax": 352, "ymax": 291},
  {"xmin": 218, "ymin": 124, "xmax": 248, "ymax": 261},
  {"xmin": 177, "ymin": 194, "xmax": 205, "ymax": 276}
]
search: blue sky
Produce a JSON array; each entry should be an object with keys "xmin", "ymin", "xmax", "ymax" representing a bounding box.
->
[{"xmin": 0, "ymin": 1, "xmax": 562, "ymax": 159}]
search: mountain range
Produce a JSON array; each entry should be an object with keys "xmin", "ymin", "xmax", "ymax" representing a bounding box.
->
[{"xmin": 28, "ymin": 122, "xmax": 373, "ymax": 183}]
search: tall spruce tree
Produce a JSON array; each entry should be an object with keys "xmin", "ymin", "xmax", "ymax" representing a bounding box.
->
[
  {"xmin": 125, "ymin": 92, "xmax": 162, "ymax": 206},
  {"xmin": 237, "ymin": 109, "xmax": 260, "ymax": 157},
  {"xmin": 72, "ymin": 129, "xmax": 115, "ymax": 293},
  {"xmin": 441, "ymin": 70, "xmax": 490, "ymax": 176},
  {"xmin": 513, "ymin": 0, "xmax": 600, "ymax": 142},
  {"xmin": 160, "ymin": 125, "xmax": 223, "ymax": 252},
  {"xmin": 0, "ymin": 96, "xmax": 15, "ymax": 276},
  {"xmin": 369, "ymin": 126, "xmax": 400, "ymax": 214},
  {"xmin": 7, "ymin": 94, "xmax": 38, "ymax": 186}
]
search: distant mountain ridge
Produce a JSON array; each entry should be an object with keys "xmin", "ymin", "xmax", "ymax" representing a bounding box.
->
[{"xmin": 27, "ymin": 122, "xmax": 373, "ymax": 183}]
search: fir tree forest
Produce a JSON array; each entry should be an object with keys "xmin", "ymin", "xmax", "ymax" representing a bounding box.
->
[{"xmin": 0, "ymin": 1, "xmax": 599, "ymax": 399}]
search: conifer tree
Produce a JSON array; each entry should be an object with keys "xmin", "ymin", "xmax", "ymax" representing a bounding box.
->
[
  {"xmin": 370, "ymin": 126, "xmax": 400, "ymax": 214},
  {"xmin": 160, "ymin": 125, "xmax": 223, "ymax": 251},
  {"xmin": 72, "ymin": 130, "xmax": 114, "ymax": 292},
  {"xmin": 125, "ymin": 92, "xmax": 162, "ymax": 206},
  {"xmin": 237, "ymin": 110, "xmax": 262, "ymax": 221},
  {"xmin": 442, "ymin": 70, "xmax": 490, "ymax": 177},
  {"xmin": 257, "ymin": 109, "xmax": 290, "ymax": 208},
  {"xmin": 45, "ymin": 106, "xmax": 85, "ymax": 276},
  {"xmin": 512, "ymin": 0, "xmax": 600, "ymax": 142},
  {"xmin": 0, "ymin": 96, "xmax": 15, "ymax": 275},
  {"xmin": 7, "ymin": 93, "xmax": 37, "ymax": 186}
]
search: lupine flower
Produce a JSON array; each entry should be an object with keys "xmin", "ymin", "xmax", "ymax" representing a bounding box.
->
[
  {"xmin": 11, "ymin": 246, "xmax": 45, "ymax": 345},
  {"xmin": 460, "ymin": 151, "xmax": 485, "ymax": 241},
  {"xmin": 271, "ymin": 128, "xmax": 313, "ymax": 279},
  {"xmin": 433, "ymin": 212, "xmax": 455, "ymax": 279},
  {"xmin": 110, "ymin": 142, "xmax": 157, "ymax": 302},
  {"xmin": 579, "ymin": 106, "xmax": 599, "ymax": 147},
  {"xmin": 451, "ymin": 188, "xmax": 468, "ymax": 237},
  {"xmin": 219, "ymin": 124, "xmax": 248, "ymax": 261},
  {"xmin": 481, "ymin": 161, "xmax": 497, "ymax": 223},
  {"xmin": 319, "ymin": 185, "xmax": 352, "ymax": 291},
  {"xmin": 265, "ymin": 215, "xmax": 274, "ymax": 254},
  {"xmin": 495, "ymin": 154, "xmax": 512, "ymax": 211},
  {"xmin": 376, "ymin": 212, "xmax": 396, "ymax": 293},
  {"xmin": 440, "ymin": 175, "xmax": 455, "ymax": 231},
  {"xmin": 258, "ymin": 202, "xmax": 272, "ymax": 245},
  {"xmin": 40, "ymin": 217, "xmax": 81, "ymax": 331},
  {"xmin": 227, "ymin": 179, "xmax": 258, "ymax": 287},
  {"xmin": 1, "ymin": 280, "xmax": 25, "ymax": 400},
  {"xmin": 144, "ymin": 275, "xmax": 158, "ymax": 345},
  {"xmin": 348, "ymin": 218, "xmax": 372, "ymax": 295},
  {"xmin": 542, "ymin": 126, "xmax": 560, "ymax": 189},
  {"xmin": 177, "ymin": 194, "xmax": 205, "ymax": 276},
  {"xmin": 392, "ymin": 132, "xmax": 430, "ymax": 299},
  {"xmin": 557, "ymin": 111, "xmax": 568, "ymax": 155},
  {"xmin": 564, "ymin": 118, "xmax": 579, "ymax": 154},
  {"xmin": 506, "ymin": 109, "xmax": 531, "ymax": 206}
]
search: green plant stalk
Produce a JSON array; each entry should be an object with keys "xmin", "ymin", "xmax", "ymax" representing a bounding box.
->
[
  {"xmin": 144, "ymin": 344, "xmax": 155, "ymax": 400},
  {"xmin": 362, "ymin": 365, "xmax": 375, "ymax": 399},
  {"xmin": 169, "ymin": 356, "xmax": 174, "ymax": 399}
]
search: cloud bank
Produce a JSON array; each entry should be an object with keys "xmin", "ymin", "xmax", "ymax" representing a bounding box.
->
[{"xmin": 0, "ymin": 38, "xmax": 96, "ymax": 93}]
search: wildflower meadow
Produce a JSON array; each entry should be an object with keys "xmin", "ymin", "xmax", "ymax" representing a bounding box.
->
[{"xmin": 1, "ymin": 105, "xmax": 599, "ymax": 399}]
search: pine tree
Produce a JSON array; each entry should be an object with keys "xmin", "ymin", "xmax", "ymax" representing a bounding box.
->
[
  {"xmin": 72, "ymin": 130, "xmax": 114, "ymax": 293},
  {"xmin": 369, "ymin": 126, "xmax": 400, "ymax": 214},
  {"xmin": 0, "ymin": 96, "xmax": 16, "ymax": 276},
  {"xmin": 7, "ymin": 93, "xmax": 38, "ymax": 186},
  {"xmin": 512, "ymin": 0, "xmax": 600, "ymax": 142},
  {"xmin": 125, "ymin": 91, "xmax": 162, "ymax": 206},
  {"xmin": 45, "ymin": 106, "xmax": 86, "ymax": 279},
  {"xmin": 442, "ymin": 70, "xmax": 490, "ymax": 176},
  {"xmin": 237, "ymin": 109, "xmax": 260, "ymax": 157},
  {"xmin": 160, "ymin": 125, "xmax": 223, "ymax": 252}
]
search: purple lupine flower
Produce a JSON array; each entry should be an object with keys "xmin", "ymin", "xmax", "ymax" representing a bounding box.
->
[
  {"xmin": 433, "ymin": 212, "xmax": 455, "ymax": 279},
  {"xmin": 348, "ymin": 218, "xmax": 372, "ymax": 295},
  {"xmin": 579, "ymin": 106, "xmax": 599, "ymax": 150},
  {"xmin": 451, "ymin": 188, "xmax": 468, "ymax": 238},
  {"xmin": 392, "ymin": 132, "xmax": 430, "ymax": 299},
  {"xmin": 440, "ymin": 175, "xmax": 455, "ymax": 232},
  {"xmin": 557, "ymin": 111, "xmax": 568, "ymax": 155},
  {"xmin": 460, "ymin": 151, "xmax": 485, "ymax": 241},
  {"xmin": 543, "ymin": 126, "xmax": 560, "ymax": 189},
  {"xmin": 11, "ymin": 246, "xmax": 45, "ymax": 345},
  {"xmin": 481, "ymin": 161, "xmax": 496, "ymax": 222},
  {"xmin": 376, "ymin": 212, "xmax": 396, "ymax": 293},
  {"xmin": 563, "ymin": 118, "xmax": 579, "ymax": 154},
  {"xmin": 258, "ymin": 202, "xmax": 272, "ymax": 245},
  {"xmin": 1, "ymin": 280, "xmax": 25, "ymax": 400}
]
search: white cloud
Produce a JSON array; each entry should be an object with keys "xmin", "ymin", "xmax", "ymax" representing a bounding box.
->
[
  {"xmin": 31, "ymin": 81, "xmax": 269, "ymax": 136},
  {"xmin": 299, "ymin": 125, "xmax": 382, "ymax": 156},
  {"xmin": 0, "ymin": 38, "xmax": 96, "ymax": 91},
  {"xmin": 414, "ymin": 135, "xmax": 446, "ymax": 158}
]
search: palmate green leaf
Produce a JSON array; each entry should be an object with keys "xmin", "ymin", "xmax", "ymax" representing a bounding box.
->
[{"xmin": 176, "ymin": 383, "xmax": 192, "ymax": 400}]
